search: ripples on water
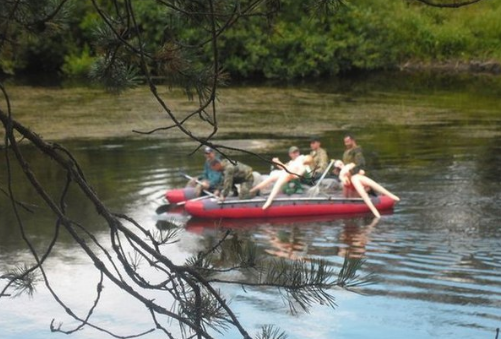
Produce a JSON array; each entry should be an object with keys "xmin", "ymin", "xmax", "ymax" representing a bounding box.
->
[
  {"xmin": 2, "ymin": 137, "xmax": 500, "ymax": 339},
  {"xmin": 2, "ymin": 78, "xmax": 501, "ymax": 338}
]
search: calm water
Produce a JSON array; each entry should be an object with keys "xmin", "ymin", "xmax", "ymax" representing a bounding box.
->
[{"xmin": 1, "ymin": 73, "xmax": 501, "ymax": 339}]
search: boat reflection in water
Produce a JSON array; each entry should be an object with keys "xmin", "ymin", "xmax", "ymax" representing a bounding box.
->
[{"xmin": 183, "ymin": 213, "xmax": 390, "ymax": 262}]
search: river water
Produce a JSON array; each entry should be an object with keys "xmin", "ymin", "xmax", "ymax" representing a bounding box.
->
[{"xmin": 1, "ymin": 73, "xmax": 501, "ymax": 339}]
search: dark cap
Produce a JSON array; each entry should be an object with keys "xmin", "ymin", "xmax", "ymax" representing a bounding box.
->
[
  {"xmin": 310, "ymin": 135, "xmax": 321, "ymax": 142},
  {"xmin": 288, "ymin": 146, "xmax": 300, "ymax": 154},
  {"xmin": 209, "ymin": 158, "xmax": 221, "ymax": 166},
  {"xmin": 204, "ymin": 146, "xmax": 214, "ymax": 154}
]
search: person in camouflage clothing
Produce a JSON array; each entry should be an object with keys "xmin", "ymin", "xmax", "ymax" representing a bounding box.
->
[
  {"xmin": 210, "ymin": 158, "xmax": 255, "ymax": 201},
  {"xmin": 342, "ymin": 134, "xmax": 366, "ymax": 175},
  {"xmin": 309, "ymin": 136, "xmax": 329, "ymax": 181}
]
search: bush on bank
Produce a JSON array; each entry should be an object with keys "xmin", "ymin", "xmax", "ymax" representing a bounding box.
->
[{"xmin": 2, "ymin": 0, "xmax": 501, "ymax": 79}]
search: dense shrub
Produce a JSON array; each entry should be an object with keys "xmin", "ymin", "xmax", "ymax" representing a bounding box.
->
[{"xmin": 2, "ymin": 0, "xmax": 501, "ymax": 79}]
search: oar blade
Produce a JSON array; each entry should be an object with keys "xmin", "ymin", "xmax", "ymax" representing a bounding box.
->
[{"xmin": 155, "ymin": 204, "xmax": 172, "ymax": 214}]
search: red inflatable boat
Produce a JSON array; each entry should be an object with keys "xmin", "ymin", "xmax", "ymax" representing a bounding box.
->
[
  {"xmin": 165, "ymin": 187, "xmax": 198, "ymax": 204},
  {"xmin": 184, "ymin": 194, "xmax": 396, "ymax": 219}
]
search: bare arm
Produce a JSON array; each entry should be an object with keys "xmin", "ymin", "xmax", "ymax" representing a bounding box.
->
[{"xmin": 272, "ymin": 157, "xmax": 287, "ymax": 169}]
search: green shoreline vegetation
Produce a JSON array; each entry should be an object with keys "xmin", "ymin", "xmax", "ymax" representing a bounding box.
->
[{"xmin": 1, "ymin": 0, "xmax": 501, "ymax": 79}]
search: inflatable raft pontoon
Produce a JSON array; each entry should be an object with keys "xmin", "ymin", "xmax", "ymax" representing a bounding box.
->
[
  {"xmin": 165, "ymin": 187, "xmax": 198, "ymax": 204},
  {"xmin": 184, "ymin": 194, "xmax": 395, "ymax": 219}
]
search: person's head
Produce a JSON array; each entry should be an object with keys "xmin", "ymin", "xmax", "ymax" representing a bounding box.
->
[
  {"xmin": 303, "ymin": 155, "xmax": 314, "ymax": 165},
  {"xmin": 288, "ymin": 146, "xmax": 300, "ymax": 160},
  {"xmin": 334, "ymin": 160, "xmax": 344, "ymax": 169},
  {"xmin": 310, "ymin": 136, "xmax": 321, "ymax": 151},
  {"xmin": 209, "ymin": 158, "xmax": 224, "ymax": 171},
  {"xmin": 204, "ymin": 146, "xmax": 216, "ymax": 160},
  {"xmin": 344, "ymin": 134, "xmax": 357, "ymax": 150}
]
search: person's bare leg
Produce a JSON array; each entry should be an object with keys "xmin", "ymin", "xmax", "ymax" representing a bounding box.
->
[
  {"xmin": 250, "ymin": 171, "xmax": 281, "ymax": 193},
  {"xmin": 356, "ymin": 176, "xmax": 400, "ymax": 201},
  {"xmin": 262, "ymin": 163, "xmax": 307, "ymax": 209},
  {"xmin": 351, "ymin": 175, "xmax": 381, "ymax": 218},
  {"xmin": 262, "ymin": 173, "xmax": 293, "ymax": 209},
  {"xmin": 342, "ymin": 185, "xmax": 350, "ymax": 197}
]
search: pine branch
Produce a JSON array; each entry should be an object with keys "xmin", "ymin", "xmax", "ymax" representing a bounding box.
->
[
  {"xmin": 178, "ymin": 288, "xmax": 230, "ymax": 335},
  {"xmin": 1, "ymin": 264, "xmax": 41, "ymax": 297},
  {"xmin": 336, "ymin": 256, "xmax": 376, "ymax": 289},
  {"xmin": 89, "ymin": 56, "xmax": 141, "ymax": 94},
  {"xmin": 256, "ymin": 325, "xmax": 288, "ymax": 339}
]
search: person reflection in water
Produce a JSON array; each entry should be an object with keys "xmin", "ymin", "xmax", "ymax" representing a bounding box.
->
[
  {"xmin": 337, "ymin": 217, "xmax": 379, "ymax": 259},
  {"xmin": 264, "ymin": 226, "xmax": 307, "ymax": 260}
]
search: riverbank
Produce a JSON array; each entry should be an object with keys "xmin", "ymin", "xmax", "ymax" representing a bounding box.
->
[
  {"xmin": 1, "ymin": 71, "xmax": 501, "ymax": 146},
  {"xmin": 399, "ymin": 60, "xmax": 501, "ymax": 75}
]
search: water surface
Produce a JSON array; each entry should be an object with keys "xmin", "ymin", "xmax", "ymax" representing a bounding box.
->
[{"xmin": 1, "ymin": 73, "xmax": 500, "ymax": 339}]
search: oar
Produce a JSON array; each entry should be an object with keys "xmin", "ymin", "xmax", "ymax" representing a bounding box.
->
[
  {"xmin": 179, "ymin": 172, "xmax": 219, "ymax": 195},
  {"xmin": 179, "ymin": 172, "xmax": 212, "ymax": 191},
  {"xmin": 307, "ymin": 159, "xmax": 335, "ymax": 197},
  {"xmin": 155, "ymin": 194, "xmax": 213, "ymax": 214}
]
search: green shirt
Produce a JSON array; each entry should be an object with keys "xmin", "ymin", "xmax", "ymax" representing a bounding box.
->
[{"xmin": 342, "ymin": 146, "xmax": 365, "ymax": 175}]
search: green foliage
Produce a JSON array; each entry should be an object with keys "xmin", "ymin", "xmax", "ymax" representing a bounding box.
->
[
  {"xmin": 3, "ymin": 0, "xmax": 501, "ymax": 79},
  {"xmin": 62, "ymin": 45, "xmax": 96, "ymax": 77},
  {"xmin": 215, "ymin": 0, "xmax": 501, "ymax": 79}
]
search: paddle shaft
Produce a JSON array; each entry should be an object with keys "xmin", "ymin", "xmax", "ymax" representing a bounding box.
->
[
  {"xmin": 313, "ymin": 159, "xmax": 335, "ymax": 189},
  {"xmin": 176, "ymin": 194, "xmax": 211, "ymax": 206},
  {"xmin": 180, "ymin": 173, "xmax": 217, "ymax": 198}
]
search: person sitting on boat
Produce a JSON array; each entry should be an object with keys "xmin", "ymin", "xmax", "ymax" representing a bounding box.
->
[
  {"xmin": 336, "ymin": 160, "xmax": 400, "ymax": 218},
  {"xmin": 210, "ymin": 158, "xmax": 255, "ymax": 201},
  {"xmin": 280, "ymin": 146, "xmax": 311, "ymax": 194},
  {"xmin": 309, "ymin": 136, "xmax": 329, "ymax": 182},
  {"xmin": 271, "ymin": 146, "xmax": 302, "ymax": 168},
  {"xmin": 286, "ymin": 145, "xmax": 301, "ymax": 163},
  {"xmin": 337, "ymin": 134, "xmax": 366, "ymax": 176},
  {"xmin": 251, "ymin": 155, "xmax": 314, "ymax": 210},
  {"xmin": 259, "ymin": 146, "xmax": 309, "ymax": 195},
  {"xmin": 187, "ymin": 147, "xmax": 223, "ymax": 196}
]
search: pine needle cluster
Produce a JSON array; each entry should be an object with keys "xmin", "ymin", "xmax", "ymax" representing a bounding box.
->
[{"xmin": 0, "ymin": 264, "xmax": 41, "ymax": 298}]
